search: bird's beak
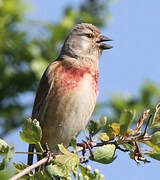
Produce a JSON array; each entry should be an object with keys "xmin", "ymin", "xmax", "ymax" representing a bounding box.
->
[{"xmin": 98, "ymin": 35, "xmax": 113, "ymax": 50}]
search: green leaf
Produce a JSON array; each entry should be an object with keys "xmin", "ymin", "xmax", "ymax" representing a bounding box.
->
[
  {"xmin": 70, "ymin": 138, "xmax": 77, "ymax": 151},
  {"xmin": 129, "ymin": 151, "xmax": 135, "ymax": 160},
  {"xmin": 97, "ymin": 133, "xmax": 110, "ymax": 142},
  {"xmin": 146, "ymin": 141, "xmax": 160, "ymax": 153},
  {"xmin": 46, "ymin": 151, "xmax": 80, "ymax": 178},
  {"xmin": 0, "ymin": 139, "xmax": 9, "ymax": 155},
  {"xmin": 120, "ymin": 110, "xmax": 134, "ymax": 135},
  {"xmin": 145, "ymin": 152, "xmax": 160, "ymax": 161},
  {"xmin": 110, "ymin": 123, "xmax": 120, "ymax": 136},
  {"xmin": 34, "ymin": 171, "xmax": 51, "ymax": 180},
  {"xmin": 13, "ymin": 163, "xmax": 31, "ymax": 179},
  {"xmin": 20, "ymin": 118, "xmax": 42, "ymax": 144},
  {"xmin": 99, "ymin": 116, "xmax": 107, "ymax": 126},
  {"xmin": 87, "ymin": 120, "xmax": 97, "ymax": 136},
  {"xmin": 88, "ymin": 116, "xmax": 107, "ymax": 136},
  {"xmin": 150, "ymin": 131, "xmax": 160, "ymax": 146},
  {"xmin": 45, "ymin": 163, "xmax": 68, "ymax": 178},
  {"xmin": 151, "ymin": 103, "xmax": 160, "ymax": 128},
  {"xmin": 91, "ymin": 144, "xmax": 116, "ymax": 164},
  {"xmin": 123, "ymin": 143, "xmax": 135, "ymax": 151},
  {"xmin": 13, "ymin": 163, "xmax": 29, "ymax": 172},
  {"xmin": 79, "ymin": 165, "xmax": 87, "ymax": 177},
  {"xmin": 55, "ymin": 153, "xmax": 80, "ymax": 171},
  {"xmin": 58, "ymin": 144, "xmax": 70, "ymax": 154},
  {"xmin": 0, "ymin": 147, "xmax": 15, "ymax": 170},
  {"xmin": 104, "ymin": 124, "xmax": 115, "ymax": 140}
]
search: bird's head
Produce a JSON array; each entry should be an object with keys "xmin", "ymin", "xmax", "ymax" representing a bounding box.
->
[{"xmin": 60, "ymin": 23, "xmax": 113, "ymax": 60}]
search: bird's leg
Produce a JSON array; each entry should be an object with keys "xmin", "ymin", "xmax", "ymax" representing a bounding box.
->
[{"xmin": 43, "ymin": 143, "xmax": 56, "ymax": 164}]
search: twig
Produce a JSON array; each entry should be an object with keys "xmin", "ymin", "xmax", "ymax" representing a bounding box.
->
[
  {"xmin": 10, "ymin": 110, "xmax": 152, "ymax": 179},
  {"xmin": 9, "ymin": 156, "xmax": 50, "ymax": 180},
  {"xmin": 15, "ymin": 152, "xmax": 42, "ymax": 155},
  {"xmin": 11, "ymin": 146, "xmax": 88, "ymax": 180},
  {"xmin": 94, "ymin": 141, "xmax": 129, "ymax": 152},
  {"xmin": 115, "ymin": 144, "xmax": 129, "ymax": 152}
]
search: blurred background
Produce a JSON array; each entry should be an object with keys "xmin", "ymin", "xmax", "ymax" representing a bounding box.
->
[{"xmin": 0, "ymin": 0, "xmax": 160, "ymax": 179}]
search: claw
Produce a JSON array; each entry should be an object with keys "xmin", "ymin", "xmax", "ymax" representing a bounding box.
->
[{"xmin": 43, "ymin": 143, "xmax": 55, "ymax": 163}]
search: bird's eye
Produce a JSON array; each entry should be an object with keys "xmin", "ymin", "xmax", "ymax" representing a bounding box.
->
[{"xmin": 86, "ymin": 33, "xmax": 94, "ymax": 38}]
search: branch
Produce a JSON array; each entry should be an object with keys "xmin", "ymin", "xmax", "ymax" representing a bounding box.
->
[
  {"xmin": 93, "ymin": 141, "xmax": 129, "ymax": 152},
  {"xmin": 15, "ymin": 152, "xmax": 42, "ymax": 155},
  {"xmin": 10, "ymin": 109, "xmax": 153, "ymax": 180},
  {"xmin": 9, "ymin": 156, "xmax": 50, "ymax": 180},
  {"xmin": 10, "ymin": 140, "xmax": 127, "ymax": 180}
]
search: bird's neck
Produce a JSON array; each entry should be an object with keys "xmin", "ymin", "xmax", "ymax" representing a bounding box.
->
[{"xmin": 58, "ymin": 54, "xmax": 99, "ymax": 71}]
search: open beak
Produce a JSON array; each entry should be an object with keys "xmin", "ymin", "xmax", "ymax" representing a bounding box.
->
[{"xmin": 98, "ymin": 35, "xmax": 113, "ymax": 50}]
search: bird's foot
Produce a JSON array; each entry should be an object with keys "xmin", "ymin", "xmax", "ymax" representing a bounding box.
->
[{"xmin": 43, "ymin": 143, "xmax": 56, "ymax": 163}]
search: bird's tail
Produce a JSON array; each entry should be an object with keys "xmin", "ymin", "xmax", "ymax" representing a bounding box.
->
[{"xmin": 27, "ymin": 144, "xmax": 35, "ymax": 166}]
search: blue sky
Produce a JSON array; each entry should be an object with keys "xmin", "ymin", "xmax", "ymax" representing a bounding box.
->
[
  {"xmin": 7, "ymin": 0, "xmax": 160, "ymax": 179},
  {"xmin": 27, "ymin": 0, "xmax": 160, "ymax": 99}
]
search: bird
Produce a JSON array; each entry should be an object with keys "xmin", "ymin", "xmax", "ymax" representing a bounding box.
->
[{"xmin": 27, "ymin": 23, "xmax": 112, "ymax": 166}]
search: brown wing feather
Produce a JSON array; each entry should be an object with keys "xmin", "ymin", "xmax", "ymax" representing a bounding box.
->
[
  {"xmin": 28, "ymin": 60, "xmax": 61, "ymax": 166},
  {"xmin": 31, "ymin": 68, "xmax": 50, "ymax": 119},
  {"xmin": 32, "ymin": 60, "xmax": 61, "ymax": 119}
]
